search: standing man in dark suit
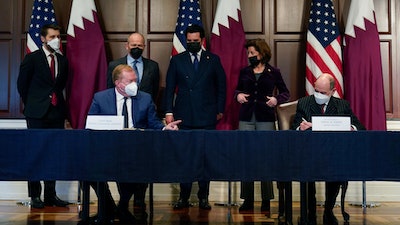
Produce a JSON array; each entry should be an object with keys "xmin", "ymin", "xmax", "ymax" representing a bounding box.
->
[
  {"xmin": 164, "ymin": 25, "xmax": 227, "ymax": 210},
  {"xmin": 106, "ymin": 32, "xmax": 160, "ymax": 102},
  {"xmin": 292, "ymin": 73, "xmax": 365, "ymax": 225},
  {"xmin": 105, "ymin": 32, "xmax": 160, "ymax": 216},
  {"xmin": 17, "ymin": 24, "xmax": 70, "ymax": 209},
  {"xmin": 88, "ymin": 64, "xmax": 180, "ymax": 224}
]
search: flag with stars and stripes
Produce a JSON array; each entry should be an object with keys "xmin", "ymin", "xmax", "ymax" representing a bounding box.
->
[
  {"xmin": 66, "ymin": 0, "xmax": 107, "ymax": 129},
  {"xmin": 305, "ymin": 0, "xmax": 343, "ymax": 98},
  {"xmin": 171, "ymin": 0, "xmax": 205, "ymax": 56},
  {"xmin": 26, "ymin": 0, "xmax": 58, "ymax": 53}
]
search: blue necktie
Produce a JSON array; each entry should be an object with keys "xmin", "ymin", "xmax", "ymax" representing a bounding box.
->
[
  {"xmin": 193, "ymin": 54, "xmax": 199, "ymax": 71},
  {"xmin": 132, "ymin": 60, "xmax": 140, "ymax": 84}
]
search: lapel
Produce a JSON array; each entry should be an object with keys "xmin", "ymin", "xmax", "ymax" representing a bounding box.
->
[{"xmin": 39, "ymin": 49, "xmax": 54, "ymax": 82}]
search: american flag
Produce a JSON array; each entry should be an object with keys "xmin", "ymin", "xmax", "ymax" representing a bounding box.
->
[
  {"xmin": 305, "ymin": 0, "xmax": 343, "ymax": 98},
  {"xmin": 171, "ymin": 0, "xmax": 204, "ymax": 56},
  {"xmin": 26, "ymin": 0, "xmax": 58, "ymax": 53}
]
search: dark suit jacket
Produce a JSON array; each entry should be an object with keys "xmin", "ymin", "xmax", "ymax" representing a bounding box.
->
[
  {"xmin": 164, "ymin": 51, "xmax": 226, "ymax": 128},
  {"xmin": 17, "ymin": 48, "xmax": 68, "ymax": 119},
  {"xmin": 106, "ymin": 56, "xmax": 160, "ymax": 102},
  {"xmin": 235, "ymin": 64, "xmax": 290, "ymax": 122},
  {"xmin": 292, "ymin": 95, "xmax": 365, "ymax": 130},
  {"xmin": 88, "ymin": 88, "xmax": 164, "ymax": 130}
]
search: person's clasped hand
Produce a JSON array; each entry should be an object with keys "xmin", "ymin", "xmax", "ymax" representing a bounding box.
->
[
  {"xmin": 164, "ymin": 120, "xmax": 182, "ymax": 130},
  {"xmin": 237, "ymin": 93, "xmax": 249, "ymax": 104},
  {"xmin": 265, "ymin": 96, "xmax": 277, "ymax": 107}
]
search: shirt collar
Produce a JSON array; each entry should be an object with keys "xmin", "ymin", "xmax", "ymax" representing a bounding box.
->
[
  {"xmin": 127, "ymin": 54, "xmax": 143, "ymax": 64},
  {"xmin": 42, "ymin": 45, "xmax": 54, "ymax": 57}
]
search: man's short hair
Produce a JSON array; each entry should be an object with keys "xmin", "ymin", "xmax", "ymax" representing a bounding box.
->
[
  {"xmin": 112, "ymin": 64, "xmax": 134, "ymax": 83},
  {"xmin": 185, "ymin": 24, "xmax": 205, "ymax": 39},
  {"xmin": 40, "ymin": 24, "xmax": 61, "ymax": 37}
]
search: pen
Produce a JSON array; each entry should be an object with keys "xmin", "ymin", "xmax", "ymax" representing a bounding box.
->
[{"xmin": 302, "ymin": 117, "xmax": 308, "ymax": 122}]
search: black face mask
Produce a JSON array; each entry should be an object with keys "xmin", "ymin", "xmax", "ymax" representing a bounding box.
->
[
  {"xmin": 130, "ymin": 47, "xmax": 143, "ymax": 59},
  {"xmin": 248, "ymin": 56, "xmax": 261, "ymax": 67},
  {"xmin": 186, "ymin": 42, "xmax": 201, "ymax": 54}
]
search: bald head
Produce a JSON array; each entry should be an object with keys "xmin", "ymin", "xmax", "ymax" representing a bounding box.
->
[{"xmin": 313, "ymin": 73, "xmax": 336, "ymax": 99}]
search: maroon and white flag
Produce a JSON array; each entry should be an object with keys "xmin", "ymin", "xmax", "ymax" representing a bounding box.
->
[
  {"xmin": 344, "ymin": 0, "xmax": 386, "ymax": 130},
  {"xmin": 210, "ymin": 0, "xmax": 247, "ymax": 130},
  {"xmin": 66, "ymin": 0, "xmax": 107, "ymax": 129}
]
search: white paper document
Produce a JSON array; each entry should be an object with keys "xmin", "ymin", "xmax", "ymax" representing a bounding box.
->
[
  {"xmin": 85, "ymin": 115, "xmax": 124, "ymax": 130},
  {"xmin": 311, "ymin": 116, "xmax": 351, "ymax": 131}
]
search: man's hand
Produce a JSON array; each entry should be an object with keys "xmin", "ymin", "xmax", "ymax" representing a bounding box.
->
[
  {"xmin": 299, "ymin": 120, "xmax": 312, "ymax": 131},
  {"xmin": 164, "ymin": 120, "xmax": 182, "ymax": 130},
  {"xmin": 217, "ymin": 113, "xmax": 223, "ymax": 120}
]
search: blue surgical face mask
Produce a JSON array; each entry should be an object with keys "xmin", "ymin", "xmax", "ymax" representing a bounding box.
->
[{"xmin": 314, "ymin": 92, "xmax": 330, "ymax": 105}]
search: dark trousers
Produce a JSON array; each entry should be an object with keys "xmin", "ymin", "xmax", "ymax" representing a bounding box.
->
[
  {"xmin": 26, "ymin": 107, "xmax": 65, "ymax": 199},
  {"xmin": 117, "ymin": 182, "xmax": 148, "ymax": 208},
  {"xmin": 28, "ymin": 181, "xmax": 56, "ymax": 198},
  {"xmin": 179, "ymin": 181, "xmax": 210, "ymax": 200},
  {"xmin": 90, "ymin": 182, "xmax": 117, "ymax": 219},
  {"xmin": 240, "ymin": 181, "xmax": 274, "ymax": 201},
  {"xmin": 306, "ymin": 182, "xmax": 317, "ymax": 219},
  {"xmin": 325, "ymin": 182, "xmax": 341, "ymax": 213}
]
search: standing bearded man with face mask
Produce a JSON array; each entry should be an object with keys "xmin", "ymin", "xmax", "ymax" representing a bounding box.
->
[
  {"xmin": 292, "ymin": 73, "xmax": 365, "ymax": 225},
  {"xmin": 17, "ymin": 24, "xmax": 70, "ymax": 209},
  {"xmin": 106, "ymin": 33, "xmax": 160, "ymax": 103},
  {"xmin": 164, "ymin": 24, "xmax": 226, "ymax": 210}
]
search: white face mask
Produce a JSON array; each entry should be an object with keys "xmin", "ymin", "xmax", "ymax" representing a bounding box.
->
[
  {"xmin": 125, "ymin": 82, "xmax": 138, "ymax": 96},
  {"xmin": 47, "ymin": 38, "xmax": 60, "ymax": 52},
  {"xmin": 314, "ymin": 92, "xmax": 330, "ymax": 105}
]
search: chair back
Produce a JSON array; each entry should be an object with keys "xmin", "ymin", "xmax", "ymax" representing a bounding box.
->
[{"xmin": 276, "ymin": 100, "xmax": 298, "ymax": 130}]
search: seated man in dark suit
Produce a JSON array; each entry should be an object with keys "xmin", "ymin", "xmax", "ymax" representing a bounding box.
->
[
  {"xmin": 292, "ymin": 73, "xmax": 365, "ymax": 225},
  {"xmin": 88, "ymin": 64, "xmax": 180, "ymax": 224}
]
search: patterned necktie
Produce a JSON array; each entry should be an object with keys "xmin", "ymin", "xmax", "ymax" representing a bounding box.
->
[
  {"xmin": 193, "ymin": 54, "xmax": 199, "ymax": 71},
  {"xmin": 122, "ymin": 97, "xmax": 129, "ymax": 128},
  {"xmin": 49, "ymin": 54, "xmax": 57, "ymax": 106},
  {"xmin": 320, "ymin": 104, "xmax": 326, "ymax": 114},
  {"xmin": 132, "ymin": 60, "xmax": 140, "ymax": 84}
]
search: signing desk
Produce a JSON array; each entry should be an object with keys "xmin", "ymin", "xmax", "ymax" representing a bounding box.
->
[{"xmin": 1, "ymin": 129, "xmax": 400, "ymax": 221}]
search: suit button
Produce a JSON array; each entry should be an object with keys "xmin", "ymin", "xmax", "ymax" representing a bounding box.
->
[
  {"xmin": 49, "ymin": 95, "xmax": 52, "ymax": 98},
  {"xmin": 186, "ymin": 76, "xmax": 189, "ymax": 79}
]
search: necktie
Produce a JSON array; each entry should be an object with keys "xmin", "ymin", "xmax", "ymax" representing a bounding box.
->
[
  {"xmin": 132, "ymin": 60, "xmax": 140, "ymax": 84},
  {"xmin": 122, "ymin": 97, "xmax": 129, "ymax": 128},
  {"xmin": 49, "ymin": 54, "xmax": 55, "ymax": 79},
  {"xmin": 49, "ymin": 54, "xmax": 57, "ymax": 106},
  {"xmin": 320, "ymin": 104, "xmax": 326, "ymax": 114},
  {"xmin": 193, "ymin": 54, "xmax": 199, "ymax": 71}
]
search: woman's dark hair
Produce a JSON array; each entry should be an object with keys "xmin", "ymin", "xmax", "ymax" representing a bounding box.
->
[{"xmin": 245, "ymin": 38, "xmax": 272, "ymax": 63}]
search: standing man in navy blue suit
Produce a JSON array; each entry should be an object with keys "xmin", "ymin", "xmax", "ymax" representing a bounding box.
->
[
  {"xmin": 17, "ymin": 24, "xmax": 70, "ymax": 209},
  {"xmin": 164, "ymin": 25, "xmax": 227, "ymax": 210}
]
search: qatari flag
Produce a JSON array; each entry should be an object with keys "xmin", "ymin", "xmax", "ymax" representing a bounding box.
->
[
  {"xmin": 66, "ymin": 0, "xmax": 107, "ymax": 129},
  {"xmin": 210, "ymin": 0, "xmax": 247, "ymax": 130},
  {"xmin": 344, "ymin": 0, "xmax": 386, "ymax": 130}
]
